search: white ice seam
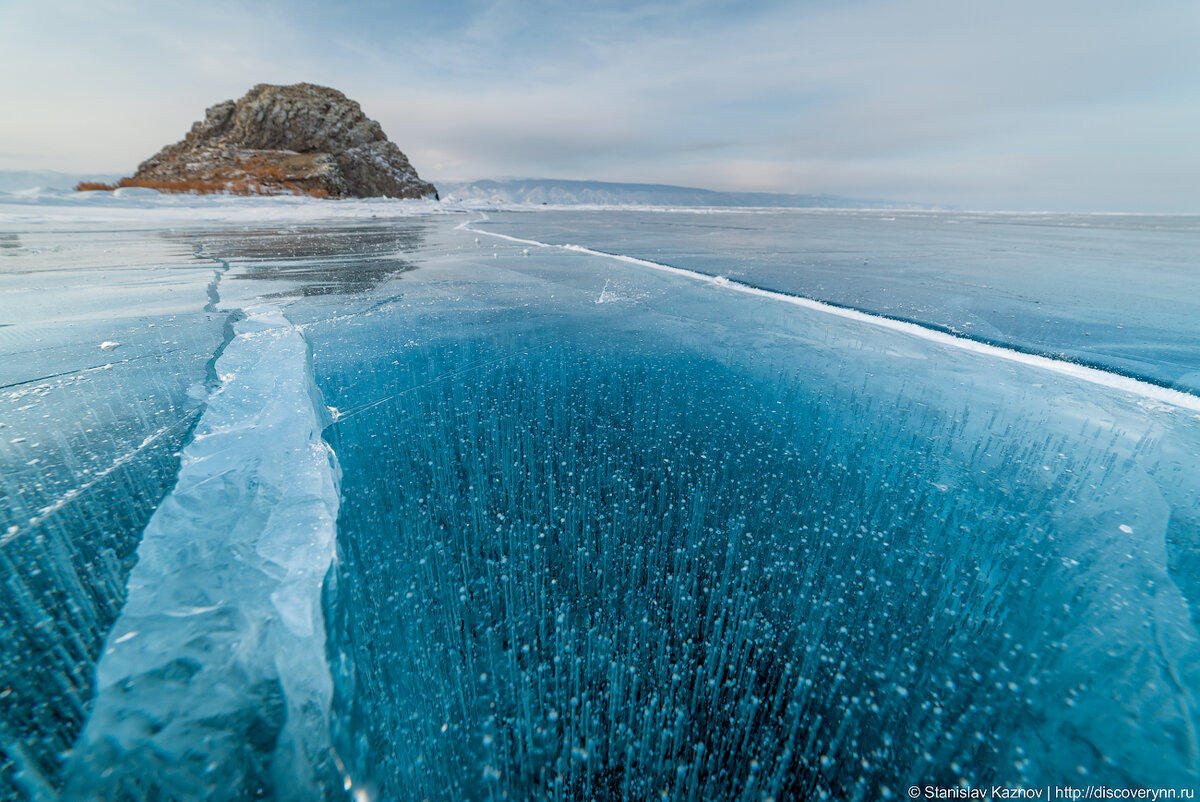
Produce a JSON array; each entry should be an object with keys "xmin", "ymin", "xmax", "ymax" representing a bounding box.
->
[{"xmin": 463, "ymin": 221, "xmax": 1200, "ymax": 414}]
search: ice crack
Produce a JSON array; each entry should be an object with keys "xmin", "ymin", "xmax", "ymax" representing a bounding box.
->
[
  {"xmin": 62, "ymin": 304, "xmax": 342, "ymax": 800},
  {"xmin": 462, "ymin": 218, "xmax": 1200, "ymax": 414}
]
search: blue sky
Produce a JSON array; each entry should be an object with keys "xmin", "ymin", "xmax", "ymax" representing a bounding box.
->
[{"xmin": 1, "ymin": 0, "xmax": 1197, "ymax": 210}]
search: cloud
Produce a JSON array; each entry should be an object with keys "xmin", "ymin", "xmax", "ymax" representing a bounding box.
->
[{"xmin": 1, "ymin": 0, "xmax": 1197, "ymax": 209}]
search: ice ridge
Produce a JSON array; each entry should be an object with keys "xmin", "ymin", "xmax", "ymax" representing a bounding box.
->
[
  {"xmin": 462, "ymin": 218, "xmax": 1200, "ymax": 414},
  {"xmin": 61, "ymin": 304, "xmax": 341, "ymax": 800}
]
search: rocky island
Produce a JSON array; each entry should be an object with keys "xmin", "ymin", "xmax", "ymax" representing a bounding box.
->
[{"xmin": 80, "ymin": 83, "xmax": 436, "ymax": 199}]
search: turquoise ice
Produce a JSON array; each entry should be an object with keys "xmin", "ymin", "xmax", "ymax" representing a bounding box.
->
[{"xmin": 1, "ymin": 204, "xmax": 1198, "ymax": 799}]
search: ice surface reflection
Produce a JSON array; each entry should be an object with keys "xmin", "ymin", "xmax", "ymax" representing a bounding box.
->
[{"xmin": 173, "ymin": 223, "xmax": 426, "ymax": 296}]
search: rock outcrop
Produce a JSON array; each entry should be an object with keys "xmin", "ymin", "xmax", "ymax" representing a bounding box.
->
[{"xmin": 121, "ymin": 83, "xmax": 436, "ymax": 199}]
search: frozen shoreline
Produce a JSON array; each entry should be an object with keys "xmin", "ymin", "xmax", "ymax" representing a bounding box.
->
[{"xmin": 5, "ymin": 187, "xmax": 1199, "ymax": 228}]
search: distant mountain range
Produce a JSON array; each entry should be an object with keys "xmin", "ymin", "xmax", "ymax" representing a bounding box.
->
[
  {"xmin": 1, "ymin": 170, "xmax": 927, "ymax": 209},
  {"xmin": 438, "ymin": 178, "xmax": 930, "ymax": 209}
]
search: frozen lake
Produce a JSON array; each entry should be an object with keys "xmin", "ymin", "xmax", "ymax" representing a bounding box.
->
[
  {"xmin": 474, "ymin": 209, "xmax": 1200, "ymax": 393},
  {"xmin": 2, "ymin": 198, "xmax": 1198, "ymax": 799}
]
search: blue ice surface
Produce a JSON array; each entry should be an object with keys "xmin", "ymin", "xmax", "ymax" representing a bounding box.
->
[
  {"xmin": 472, "ymin": 209, "xmax": 1200, "ymax": 394},
  {"xmin": 0, "ymin": 226, "xmax": 229, "ymax": 795},
  {"xmin": 1, "ymin": 209, "xmax": 1199, "ymax": 800}
]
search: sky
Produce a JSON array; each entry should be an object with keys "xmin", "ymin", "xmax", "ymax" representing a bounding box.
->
[{"xmin": 0, "ymin": 0, "xmax": 1198, "ymax": 211}]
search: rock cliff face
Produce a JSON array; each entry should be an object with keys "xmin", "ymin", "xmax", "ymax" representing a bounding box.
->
[{"xmin": 125, "ymin": 83, "xmax": 437, "ymax": 199}]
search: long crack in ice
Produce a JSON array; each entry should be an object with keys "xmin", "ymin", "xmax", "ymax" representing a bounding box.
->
[
  {"xmin": 61, "ymin": 304, "xmax": 341, "ymax": 801},
  {"xmin": 462, "ymin": 216, "xmax": 1200, "ymax": 414}
]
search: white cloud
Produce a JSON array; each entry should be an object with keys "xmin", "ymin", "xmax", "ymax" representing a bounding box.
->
[{"xmin": 1, "ymin": 0, "xmax": 1197, "ymax": 209}]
